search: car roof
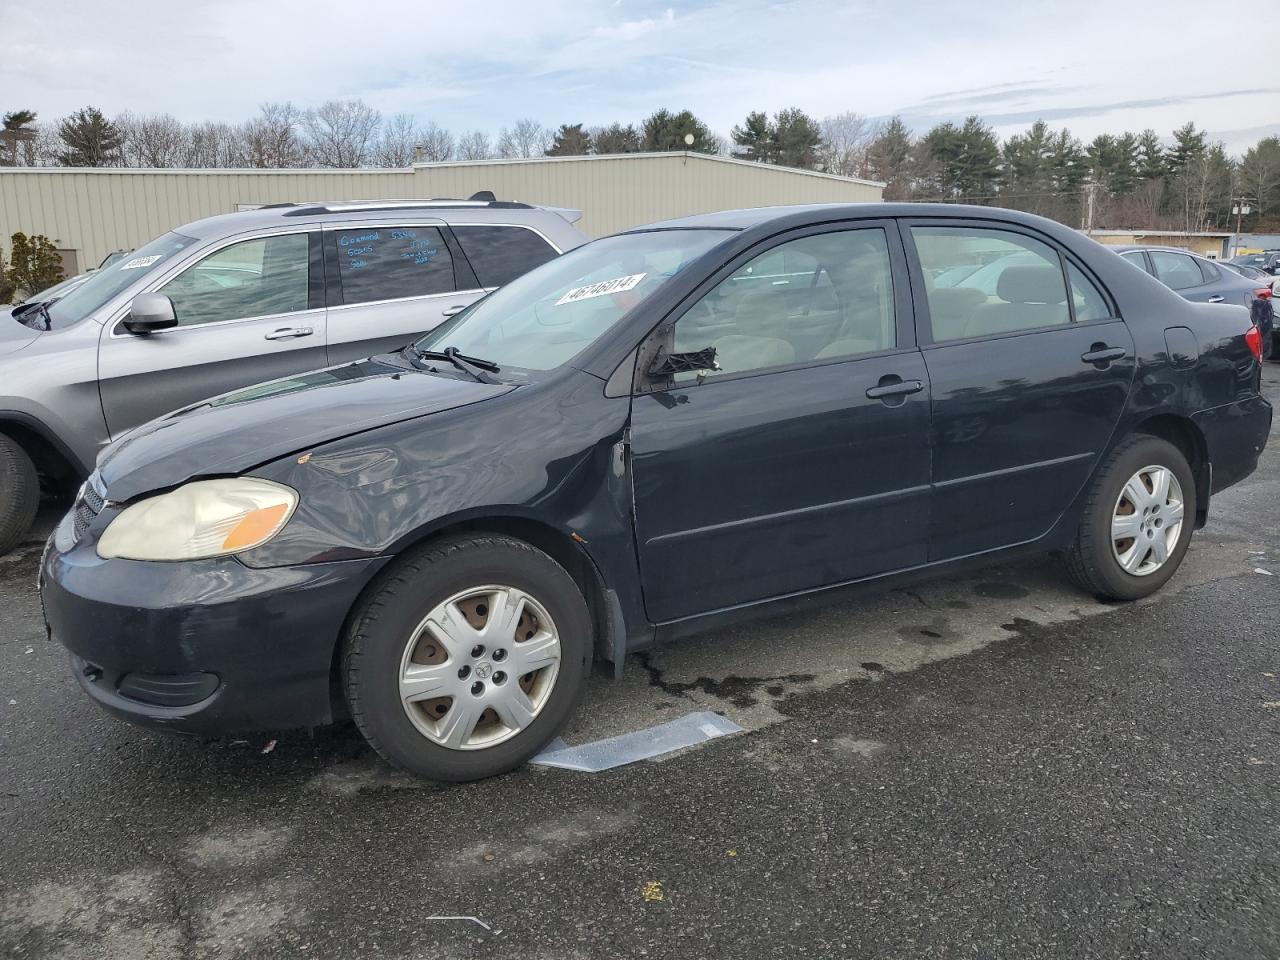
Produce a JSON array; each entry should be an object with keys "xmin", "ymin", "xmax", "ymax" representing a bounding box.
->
[
  {"xmin": 173, "ymin": 197, "xmax": 582, "ymax": 241},
  {"xmin": 626, "ymin": 202, "xmax": 1084, "ymax": 234},
  {"xmin": 1111, "ymin": 244, "xmax": 1213, "ymax": 258}
]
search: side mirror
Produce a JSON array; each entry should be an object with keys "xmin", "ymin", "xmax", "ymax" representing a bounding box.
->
[
  {"xmin": 647, "ymin": 346, "xmax": 720, "ymax": 378},
  {"xmin": 123, "ymin": 292, "xmax": 178, "ymax": 334}
]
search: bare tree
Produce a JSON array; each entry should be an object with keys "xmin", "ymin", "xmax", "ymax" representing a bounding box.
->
[
  {"xmin": 302, "ymin": 99, "xmax": 381, "ymax": 167},
  {"xmin": 184, "ymin": 121, "xmax": 240, "ymax": 168},
  {"xmin": 417, "ymin": 121, "xmax": 454, "ymax": 162},
  {"xmin": 117, "ymin": 112, "xmax": 190, "ymax": 167},
  {"xmin": 456, "ymin": 130, "xmax": 492, "ymax": 161},
  {"xmin": 240, "ymin": 102, "xmax": 306, "ymax": 168},
  {"xmin": 497, "ymin": 119, "xmax": 550, "ymax": 159},
  {"xmin": 818, "ymin": 112, "xmax": 878, "ymax": 178},
  {"xmin": 374, "ymin": 113, "xmax": 418, "ymax": 166}
]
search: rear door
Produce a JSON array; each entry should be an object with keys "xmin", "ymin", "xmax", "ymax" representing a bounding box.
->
[
  {"xmin": 904, "ymin": 220, "xmax": 1135, "ymax": 561},
  {"xmin": 324, "ymin": 220, "xmax": 485, "ymax": 364},
  {"xmin": 97, "ymin": 229, "xmax": 328, "ymax": 437},
  {"xmin": 629, "ymin": 221, "xmax": 932, "ymax": 623}
]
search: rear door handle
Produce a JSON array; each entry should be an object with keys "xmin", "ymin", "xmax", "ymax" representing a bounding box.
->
[
  {"xmin": 1080, "ymin": 346, "xmax": 1127, "ymax": 364},
  {"xmin": 865, "ymin": 378, "xmax": 924, "ymax": 400},
  {"xmin": 264, "ymin": 326, "xmax": 314, "ymax": 341},
  {"xmin": 441, "ymin": 305, "xmax": 468, "ymax": 318},
  {"xmin": 1207, "ymin": 294, "xmax": 1225, "ymax": 303}
]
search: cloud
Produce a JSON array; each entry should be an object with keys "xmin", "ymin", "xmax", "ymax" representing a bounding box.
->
[{"xmin": 0, "ymin": 0, "xmax": 1272, "ymax": 156}]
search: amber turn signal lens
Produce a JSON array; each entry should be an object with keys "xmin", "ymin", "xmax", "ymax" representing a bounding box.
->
[{"xmin": 221, "ymin": 503, "xmax": 291, "ymax": 551}]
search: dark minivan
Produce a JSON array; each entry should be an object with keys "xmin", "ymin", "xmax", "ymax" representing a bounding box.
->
[{"xmin": 41, "ymin": 204, "xmax": 1272, "ymax": 781}]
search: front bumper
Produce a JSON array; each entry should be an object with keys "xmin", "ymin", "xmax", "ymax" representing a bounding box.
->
[{"xmin": 40, "ymin": 528, "xmax": 388, "ymax": 735}]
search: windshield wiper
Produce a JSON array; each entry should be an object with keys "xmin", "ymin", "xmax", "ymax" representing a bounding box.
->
[{"xmin": 411, "ymin": 346, "xmax": 501, "ymax": 383}]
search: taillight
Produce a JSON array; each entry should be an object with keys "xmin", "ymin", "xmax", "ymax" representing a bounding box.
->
[{"xmin": 1245, "ymin": 324, "xmax": 1263, "ymax": 362}]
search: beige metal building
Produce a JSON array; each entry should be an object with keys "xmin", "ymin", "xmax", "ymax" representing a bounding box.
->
[{"xmin": 0, "ymin": 153, "xmax": 884, "ymax": 273}]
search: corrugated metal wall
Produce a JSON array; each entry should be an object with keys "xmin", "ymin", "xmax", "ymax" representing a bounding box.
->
[{"xmin": 0, "ymin": 154, "xmax": 882, "ymax": 268}]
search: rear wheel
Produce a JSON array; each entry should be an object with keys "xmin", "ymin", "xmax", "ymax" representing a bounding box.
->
[
  {"xmin": 343, "ymin": 535, "xmax": 591, "ymax": 781},
  {"xmin": 1064, "ymin": 435, "xmax": 1195, "ymax": 601},
  {"xmin": 0, "ymin": 433, "xmax": 39, "ymax": 556}
]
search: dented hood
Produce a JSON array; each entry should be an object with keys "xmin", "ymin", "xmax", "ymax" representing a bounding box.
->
[{"xmin": 98, "ymin": 357, "xmax": 514, "ymax": 501}]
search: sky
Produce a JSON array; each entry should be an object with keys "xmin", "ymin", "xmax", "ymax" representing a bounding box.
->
[{"xmin": 2, "ymin": 0, "xmax": 1276, "ymax": 155}]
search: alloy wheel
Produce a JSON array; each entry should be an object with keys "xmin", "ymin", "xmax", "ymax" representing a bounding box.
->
[
  {"xmin": 1110, "ymin": 464, "xmax": 1185, "ymax": 577},
  {"xmin": 397, "ymin": 584, "xmax": 562, "ymax": 750}
]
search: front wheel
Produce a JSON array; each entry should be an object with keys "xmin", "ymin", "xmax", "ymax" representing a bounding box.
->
[
  {"xmin": 343, "ymin": 535, "xmax": 592, "ymax": 781},
  {"xmin": 0, "ymin": 433, "xmax": 39, "ymax": 557},
  {"xmin": 1064, "ymin": 435, "xmax": 1195, "ymax": 601}
]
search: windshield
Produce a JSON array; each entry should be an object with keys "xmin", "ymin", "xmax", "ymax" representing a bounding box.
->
[
  {"xmin": 413, "ymin": 229, "xmax": 733, "ymax": 372},
  {"xmin": 20, "ymin": 272, "xmax": 88, "ymax": 305},
  {"xmin": 42, "ymin": 232, "xmax": 199, "ymax": 330}
]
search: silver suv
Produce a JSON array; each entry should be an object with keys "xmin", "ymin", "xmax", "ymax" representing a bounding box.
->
[{"xmin": 0, "ymin": 197, "xmax": 588, "ymax": 552}]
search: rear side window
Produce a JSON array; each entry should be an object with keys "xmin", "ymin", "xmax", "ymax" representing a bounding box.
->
[
  {"xmin": 1068, "ymin": 263, "xmax": 1113, "ymax": 322},
  {"xmin": 334, "ymin": 226, "xmax": 455, "ymax": 305},
  {"xmin": 1148, "ymin": 251, "xmax": 1203, "ymax": 290},
  {"xmin": 1196, "ymin": 258, "xmax": 1220, "ymax": 283},
  {"xmin": 453, "ymin": 225, "xmax": 559, "ymax": 287},
  {"xmin": 912, "ymin": 226, "xmax": 1070, "ymax": 342},
  {"xmin": 1120, "ymin": 250, "xmax": 1150, "ymax": 273}
]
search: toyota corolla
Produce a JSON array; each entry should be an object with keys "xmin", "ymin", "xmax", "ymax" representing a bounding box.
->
[{"xmin": 40, "ymin": 204, "xmax": 1271, "ymax": 781}]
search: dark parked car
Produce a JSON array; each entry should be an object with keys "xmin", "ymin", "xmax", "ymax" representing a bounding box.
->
[
  {"xmin": 1231, "ymin": 251, "xmax": 1280, "ymax": 275},
  {"xmin": 41, "ymin": 204, "xmax": 1271, "ymax": 782}
]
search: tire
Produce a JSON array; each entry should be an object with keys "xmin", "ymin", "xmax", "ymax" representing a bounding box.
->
[
  {"xmin": 0, "ymin": 432, "xmax": 39, "ymax": 556},
  {"xmin": 1064, "ymin": 434, "xmax": 1195, "ymax": 601},
  {"xmin": 343, "ymin": 534, "xmax": 592, "ymax": 782}
]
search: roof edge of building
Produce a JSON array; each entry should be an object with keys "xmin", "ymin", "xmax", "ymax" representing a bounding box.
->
[{"xmin": 411, "ymin": 151, "xmax": 887, "ymax": 188}]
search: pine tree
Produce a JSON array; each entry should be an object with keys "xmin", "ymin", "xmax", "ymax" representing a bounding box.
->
[
  {"xmin": 731, "ymin": 111, "xmax": 774, "ymax": 162},
  {"xmin": 641, "ymin": 109, "xmax": 718, "ymax": 154},
  {"xmin": 1136, "ymin": 129, "xmax": 1166, "ymax": 180},
  {"xmin": 545, "ymin": 123, "xmax": 592, "ymax": 156},
  {"xmin": 57, "ymin": 107, "xmax": 123, "ymax": 166},
  {"xmin": 771, "ymin": 108, "xmax": 822, "ymax": 169},
  {"xmin": 5, "ymin": 232, "xmax": 64, "ymax": 298},
  {"xmin": 591, "ymin": 123, "xmax": 641, "ymax": 155},
  {"xmin": 866, "ymin": 116, "xmax": 913, "ymax": 199}
]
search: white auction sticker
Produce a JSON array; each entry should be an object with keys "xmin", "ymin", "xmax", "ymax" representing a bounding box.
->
[
  {"xmin": 556, "ymin": 272, "xmax": 645, "ymax": 305},
  {"xmin": 121, "ymin": 255, "xmax": 164, "ymax": 270}
]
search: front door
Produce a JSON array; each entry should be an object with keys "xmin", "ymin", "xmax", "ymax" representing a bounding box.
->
[
  {"xmin": 98, "ymin": 230, "xmax": 328, "ymax": 437},
  {"xmin": 324, "ymin": 222, "xmax": 486, "ymax": 364},
  {"xmin": 629, "ymin": 222, "xmax": 932, "ymax": 623},
  {"xmin": 904, "ymin": 220, "xmax": 1136, "ymax": 560}
]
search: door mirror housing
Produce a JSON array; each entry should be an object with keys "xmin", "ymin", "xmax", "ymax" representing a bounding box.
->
[
  {"xmin": 123, "ymin": 293, "xmax": 178, "ymax": 334},
  {"xmin": 647, "ymin": 346, "xmax": 719, "ymax": 378}
]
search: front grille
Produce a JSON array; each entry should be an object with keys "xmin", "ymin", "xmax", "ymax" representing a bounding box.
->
[{"xmin": 71, "ymin": 474, "xmax": 106, "ymax": 542}]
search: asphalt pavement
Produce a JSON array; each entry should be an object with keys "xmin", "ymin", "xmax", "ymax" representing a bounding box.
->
[{"xmin": 3, "ymin": 369, "xmax": 1279, "ymax": 959}]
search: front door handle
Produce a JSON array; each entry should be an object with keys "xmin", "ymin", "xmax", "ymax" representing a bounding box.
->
[
  {"xmin": 1080, "ymin": 345, "xmax": 1127, "ymax": 364},
  {"xmin": 865, "ymin": 378, "xmax": 924, "ymax": 400},
  {"xmin": 441, "ymin": 305, "xmax": 468, "ymax": 318},
  {"xmin": 1207, "ymin": 294, "xmax": 1225, "ymax": 303},
  {"xmin": 264, "ymin": 326, "xmax": 314, "ymax": 341}
]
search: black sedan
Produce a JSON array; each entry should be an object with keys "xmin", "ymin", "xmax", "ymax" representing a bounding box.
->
[{"xmin": 40, "ymin": 204, "xmax": 1272, "ymax": 781}]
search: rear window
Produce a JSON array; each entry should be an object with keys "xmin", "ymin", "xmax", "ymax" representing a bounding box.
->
[
  {"xmin": 454, "ymin": 225, "xmax": 559, "ymax": 288},
  {"xmin": 334, "ymin": 226, "xmax": 455, "ymax": 305}
]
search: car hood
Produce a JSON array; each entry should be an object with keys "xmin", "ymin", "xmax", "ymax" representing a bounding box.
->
[
  {"xmin": 98, "ymin": 356, "xmax": 515, "ymax": 501},
  {"xmin": 0, "ymin": 314, "xmax": 42, "ymax": 356}
]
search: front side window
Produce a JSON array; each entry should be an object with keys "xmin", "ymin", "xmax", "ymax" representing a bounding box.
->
[
  {"xmin": 454, "ymin": 225, "xmax": 559, "ymax": 287},
  {"xmin": 160, "ymin": 233, "xmax": 310, "ymax": 327},
  {"xmin": 414, "ymin": 229, "xmax": 732, "ymax": 373},
  {"xmin": 1148, "ymin": 251, "xmax": 1204, "ymax": 291},
  {"xmin": 672, "ymin": 228, "xmax": 896, "ymax": 379},
  {"xmin": 912, "ymin": 226, "xmax": 1070, "ymax": 341},
  {"xmin": 335, "ymin": 226, "xmax": 455, "ymax": 305}
]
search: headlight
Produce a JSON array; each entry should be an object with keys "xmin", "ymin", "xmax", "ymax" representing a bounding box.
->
[{"xmin": 97, "ymin": 478, "xmax": 298, "ymax": 561}]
